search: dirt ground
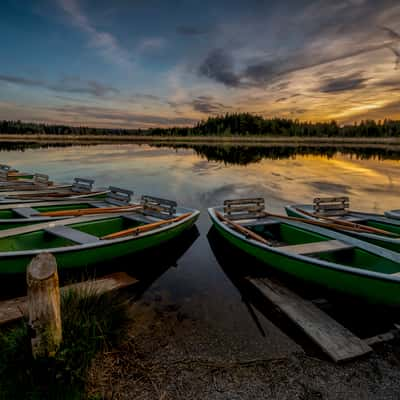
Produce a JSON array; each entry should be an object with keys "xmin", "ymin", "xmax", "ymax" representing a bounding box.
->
[{"xmin": 87, "ymin": 300, "xmax": 400, "ymax": 400}]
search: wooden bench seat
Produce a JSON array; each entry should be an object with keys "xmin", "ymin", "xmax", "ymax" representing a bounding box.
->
[
  {"xmin": 45, "ymin": 226, "xmax": 99, "ymax": 244},
  {"xmin": 12, "ymin": 207, "xmax": 39, "ymax": 218},
  {"xmin": 278, "ymin": 240, "xmax": 353, "ymax": 255}
]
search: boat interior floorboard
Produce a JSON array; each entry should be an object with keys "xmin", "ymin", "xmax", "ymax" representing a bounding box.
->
[
  {"xmin": 12, "ymin": 207, "xmax": 39, "ymax": 218},
  {"xmin": 277, "ymin": 240, "xmax": 354, "ymax": 256}
]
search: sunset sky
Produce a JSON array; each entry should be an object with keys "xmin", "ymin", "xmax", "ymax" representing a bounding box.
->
[{"xmin": 1, "ymin": 0, "xmax": 399, "ymax": 128}]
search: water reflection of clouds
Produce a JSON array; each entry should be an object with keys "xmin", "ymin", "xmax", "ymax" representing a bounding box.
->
[
  {"xmin": 308, "ymin": 182, "xmax": 352, "ymax": 194},
  {"xmin": 1, "ymin": 144, "xmax": 400, "ymax": 214}
]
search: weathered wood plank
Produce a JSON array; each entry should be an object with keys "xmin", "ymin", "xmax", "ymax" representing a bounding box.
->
[
  {"xmin": 365, "ymin": 330, "xmax": 398, "ymax": 346},
  {"xmin": 224, "ymin": 197, "xmax": 264, "ymax": 206},
  {"xmin": 277, "ymin": 240, "xmax": 353, "ymax": 255},
  {"xmin": 247, "ymin": 277, "xmax": 372, "ymax": 362},
  {"xmin": 0, "ymin": 272, "xmax": 139, "ymax": 326}
]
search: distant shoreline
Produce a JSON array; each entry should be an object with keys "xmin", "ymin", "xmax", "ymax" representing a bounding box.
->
[{"xmin": 0, "ymin": 134, "xmax": 400, "ymax": 145}]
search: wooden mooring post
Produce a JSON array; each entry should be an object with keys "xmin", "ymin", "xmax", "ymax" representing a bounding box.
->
[{"xmin": 27, "ymin": 253, "xmax": 62, "ymax": 358}]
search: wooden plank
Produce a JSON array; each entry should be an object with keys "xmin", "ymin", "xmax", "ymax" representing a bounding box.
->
[
  {"xmin": 365, "ymin": 330, "xmax": 398, "ymax": 346},
  {"xmin": 215, "ymin": 210, "xmax": 273, "ymax": 246},
  {"xmin": 0, "ymin": 272, "xmax": 139, "ymax": 326},
  {"xmin": 314, "ymin": 196, "xmax": 349, "ymax": 204},
  {"xmin": 224, "ymin": 197, "xmax": 264, "ymax": 206},
  {"xmin": 225, "ymin": 205, "xmax": 265, "ymax": 213},
  {"xmin": 247, "ymin": 277, "xmax": 372, "ymax": 362},
  {"xmin": 12, "ymin": 207, "xmax": 39, "ymax": 218},
  {"xmin": 44, "ymin": 226, "xmax": 100, "ymax": 244},
  {"xmin": 277, "ymin": 240, "xmax": 353, "ymax": 255},
  {"xmin": 228, "ymin": 212, "xmax": 267, "ymax": 221},
  {"xmin": 102, "ymin": 212, "xmax": 191, "ymax": 240}
]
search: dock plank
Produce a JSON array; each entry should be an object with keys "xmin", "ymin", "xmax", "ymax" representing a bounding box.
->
[
  {"xmin": 0, "ymin": 272, "xmax": 139, "ymax": 326},
  {"xmin": 247, "ymin": 277, "xmax": 372, "ymax": 362}
]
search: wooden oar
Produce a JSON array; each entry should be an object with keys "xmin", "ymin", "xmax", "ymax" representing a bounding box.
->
[
  {"xmin": 8, "ymin": 190, "xmax": 101, "ymax": 199},
  {"xmin": 293, "ymin": 207, "xmax": 398, "ymax": 237},
  {"xmin": 215, "ymin": 210, "xmax": 273, "ymax": 246},
  {"xmin": 267, "ymin": 211, "xmax": 399, "ymax": 237},
  {"xmin": 101, "ymin": 212, "xmax": 192, "ymax": 240},
  {"xmin": 39, "ymin": 205, "xmax": 143, "ymax": 217}
]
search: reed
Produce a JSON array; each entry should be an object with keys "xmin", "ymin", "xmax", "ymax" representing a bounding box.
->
[{"xmin": 0, "ymin": 284, "xmax": 132, "ymax": 399}]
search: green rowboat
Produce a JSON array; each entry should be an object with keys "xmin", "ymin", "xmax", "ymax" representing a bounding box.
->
[
  {"xmin": 0, "ymin": 187, "xmax": 134, "ymax": 230},
  {"xmin": 0, "ymin": 178, "xmax": 108, "ymax": 204},
  {"xmin": 0, "ymin": 204, "xmax": 199, "ymax": 274},
  {"xmin": 208, "ymin": 199, "xmax": 400, "ymax": 307},
  {"xmin": 0, "ymin": 165, "xmax": 34, "ymax": 181},
  {"xmin": 286, "ymin": 199, "xmax": 400, "ymax": 252}
]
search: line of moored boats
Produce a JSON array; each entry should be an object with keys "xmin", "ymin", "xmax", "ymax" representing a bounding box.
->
[{"xmin": 1, "ymin": 164, "xmax": 400, "ymax": 308}]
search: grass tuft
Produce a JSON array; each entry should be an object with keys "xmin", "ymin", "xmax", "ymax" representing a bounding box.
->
[{"xmin": 0, "ymin": 286, "xmax": 132, "ymax": 399}]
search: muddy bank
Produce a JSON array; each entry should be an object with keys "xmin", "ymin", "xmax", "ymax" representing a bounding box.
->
[{"xmin": 87, "ymin": 300, "xmax": 400, "ymax": 400}]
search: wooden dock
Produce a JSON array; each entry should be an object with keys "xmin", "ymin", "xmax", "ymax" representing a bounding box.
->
[
  {"xmin": 247, "ymin": 277, "xmax": 373, "ymax": 362},
  {"xmin": 0, "ymin": 272, "xmax": 139, "ymax": 326}
]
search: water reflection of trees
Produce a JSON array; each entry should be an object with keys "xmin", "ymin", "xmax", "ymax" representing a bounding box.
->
[
  {"xmin": 0, "ymin": 142, "xmax": 82, "ymax": 152},
  {"xmin": 152, "ymin": 144, "xmax": 400, "ymax": 165},
  {"xmin": 1, "ymin": 141, "xmax": 400, "ymax": 165}
]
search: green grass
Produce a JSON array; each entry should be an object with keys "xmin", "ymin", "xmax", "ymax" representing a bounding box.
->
[{"xmin": 0, "ymin": 286, "xmax": 132, "ymax": 399}]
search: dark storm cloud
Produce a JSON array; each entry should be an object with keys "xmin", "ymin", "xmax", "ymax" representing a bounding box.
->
[
  {"xmin": 198, "ymin": 2, "xmax": 400, "ymax": 88},
  {"xmin": 381, "ymin": 27, "xmax": 400, "ymax": 68},
  {"xmin": 0, "ymin": 74, "xmax": 119, "ymax": 97},
  {"xmin": 191, "ymin": 96, "xmax": 230, "ymax": 114},
  {"xmin": 319, "ymin": 74, "xmax": 368, "ymax": 93},
  {"xmin": 198, "ymin": 49, "xmax": 241, "ymax": 87}
]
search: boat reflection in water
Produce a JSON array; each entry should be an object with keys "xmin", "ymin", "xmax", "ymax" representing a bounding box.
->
[
  {"xmin": 207, "ymin": 226, "xmax": 397, "ymax": 346},
  {"xmin": 0, "ymin": 225, "xmax": 200, "ymax": 302}
]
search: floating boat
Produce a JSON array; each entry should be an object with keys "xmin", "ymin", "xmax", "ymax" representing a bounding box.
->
[
  {"xmin": 0, "ymin": 186, "xmax": 135, "ymax": 230},
  {"xmin": 285, "ymin": 197, "xmax": 400, "ymax": 252},
  {"xmin": 0, "ymin": 195, "xmax": 199, "ymax": 274},
  {"xmin": 208, "ymin": 198, "xmax": 400, "ymax": 307},
  {"xmin": 0, "ymin": 178, "xmax": 108, "ymax": 204},
  {"xmin": 0, "ymin": 164, "xmax": 34, "ymax": 180},
  {"xmin": 0, "ymin": 173, "xmax": 58, "ymax": 191}
]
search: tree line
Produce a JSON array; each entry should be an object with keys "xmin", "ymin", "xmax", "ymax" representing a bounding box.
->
[{"xmin": 1, "ymin": 113, "xmax": 400, "ymax": 137}]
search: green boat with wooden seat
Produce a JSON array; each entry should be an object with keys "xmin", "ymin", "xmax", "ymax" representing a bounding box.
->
[
  {"xmin": 208, "ymin": 198, "xmax": 400, "ymax": 308},
  {"xmin": 285, "ymin": 197, "xmax": 400, "ymax": 252},
  {"xmin": 0, "ymin": 177, "xmax": 108, "ymax": 204},
  {"xmin": 0, "ymin": 195, "xmax": 199, "ymax": 274},
  {"xmin": 0, "ymin": 173, "xmax": 56, "ymax": 191},
  {"xmin": 0, "ymin": 164, "xmax": 34, "ymax": 180},
  {"xmin": 0, "ymin": 186, "xmax": 136, "ymax": 230}
]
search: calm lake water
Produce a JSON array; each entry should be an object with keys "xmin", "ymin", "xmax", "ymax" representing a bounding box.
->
[{"xmin": 1, "ymin": 142, "xmax": 400, "ymax": 358}]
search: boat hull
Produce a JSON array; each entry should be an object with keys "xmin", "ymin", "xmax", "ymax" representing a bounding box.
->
[
  {"xmin": 0, "ymin": 212, "xmax": 199, "ymax": 274},
  {"xmin": 209, "ymin": 210, "xmax": 400, "ymax": 308}
]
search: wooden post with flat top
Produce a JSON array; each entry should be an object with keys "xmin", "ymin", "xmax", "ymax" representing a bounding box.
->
[{"xmin": 27, "ymin": 253, "xmax": 62, "ymax": 358}]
